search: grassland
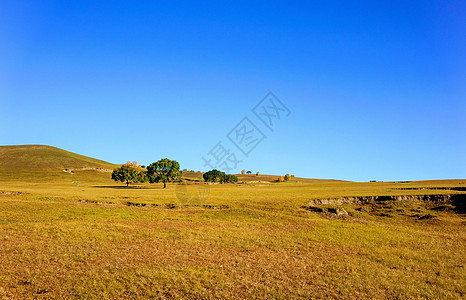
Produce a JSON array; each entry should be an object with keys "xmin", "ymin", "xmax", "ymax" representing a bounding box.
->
[{"xmin": 0, "ymin": 146, "xmax": 465, "ymax": 299}]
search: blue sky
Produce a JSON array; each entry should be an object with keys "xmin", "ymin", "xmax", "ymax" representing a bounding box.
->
[{"xmin": 1, "ymin": 1, "xmax": 465, "ymax": 181}]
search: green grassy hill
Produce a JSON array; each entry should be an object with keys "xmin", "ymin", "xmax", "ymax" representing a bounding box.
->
[{"xmin": 0, "ymin": 145, "xmax": 118, "ymax": 183}]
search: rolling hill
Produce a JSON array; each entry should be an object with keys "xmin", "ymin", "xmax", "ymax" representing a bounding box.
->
[
  {"xmin": 0, "ymin": 145, "xmax": 339, "ymax": 184},
  {"xmin": 0, "ymin": 145, "xmax": 118, "ymax": 182}
]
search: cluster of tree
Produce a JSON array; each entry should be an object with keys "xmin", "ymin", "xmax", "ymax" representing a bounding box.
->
[
  {"xmin": 241, "ymin": 170, "xmax": 261, "ymax": 176},
  {"xmin": 203, "ymin": 169, "xmax": 238, "ymax": 183},
  {"xmin": 112, "ymin": 158, "xmax": 182, "ymax": 188},
  {"xmin": 124, "ymin": 161, "xmax": 142, "ymax": 167},
  {"xmin": 277, "ymin": 173, "xmax": 294, "ymax": 182}
]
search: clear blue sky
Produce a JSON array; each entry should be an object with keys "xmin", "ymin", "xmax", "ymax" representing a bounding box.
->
[{"xmin": 1, "ymin": 1, "xmax": 465, "ymax": 181}]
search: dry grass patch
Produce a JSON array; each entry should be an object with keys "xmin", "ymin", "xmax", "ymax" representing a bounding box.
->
[{"xmin": 0, "ymin": 178, "xmax": 464, "ymax": 298}]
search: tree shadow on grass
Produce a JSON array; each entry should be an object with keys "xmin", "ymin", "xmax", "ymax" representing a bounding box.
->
[
  {"xmin": 451, "ymin": 194, "xmax": 466, "ymax": 214},
  {"xmin": 92, "ymin": 185, "xmax": 164, "ymax": 190}
]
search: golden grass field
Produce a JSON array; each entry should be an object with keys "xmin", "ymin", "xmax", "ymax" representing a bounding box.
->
[{"xmin": 0, "ymin": 146, "xmax": 465, "ymax": 299}]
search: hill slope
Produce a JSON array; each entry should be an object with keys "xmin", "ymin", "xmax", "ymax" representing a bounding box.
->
[{"xmin": 0, "ymin": 145, "xmax": 118, "ymax": 182}]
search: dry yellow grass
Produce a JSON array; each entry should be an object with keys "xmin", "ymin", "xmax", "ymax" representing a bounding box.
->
[
  {"xmin": 0, "ymin": 146, "xmax": 465, "ymax": 298},
  {"xmin": 0, "ymin": 174, "xmax": 465, "ymax": 299}
]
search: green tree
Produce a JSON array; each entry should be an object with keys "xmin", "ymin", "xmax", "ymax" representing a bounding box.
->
[
  {"xmin": 224, "ymin": 174, "xmax": 238, "ymax": 183},
  {"xmin": 146, "ymin": 158, "xmax": 182, "ymax": 188},
  {"xmin": 111, "ymin": 165, "xmax": 146, "ymax": 187},
  {"xmin": 203, "ymin": 170, "xmax": 237, "ymax": 183},
  {"xmin": 203, "ymin": 169, "xmax": 224, "ymax": 183}
]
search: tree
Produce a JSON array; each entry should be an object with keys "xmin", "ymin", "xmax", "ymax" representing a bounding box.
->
[
  {"xmin": 112, "ymin": 165, "xmax": 146, "ymax": 187},
  {"xmin": 284, "ymin": 174, "xmax": 291, "ymax": 181},
  {"xmin": 224, "ymin": 174, "xmax": 238, "ymax": 183},
  {"xmin": 146, "ymin": 158, "xmax": 182, "ymax": 188},
  {"xmin": 203, "ymin": 169, "xmax": 224, "ymax": 183},
  {"xmin": 203, "ymin": 170, "xmax": 237, "ymax": 183}
]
